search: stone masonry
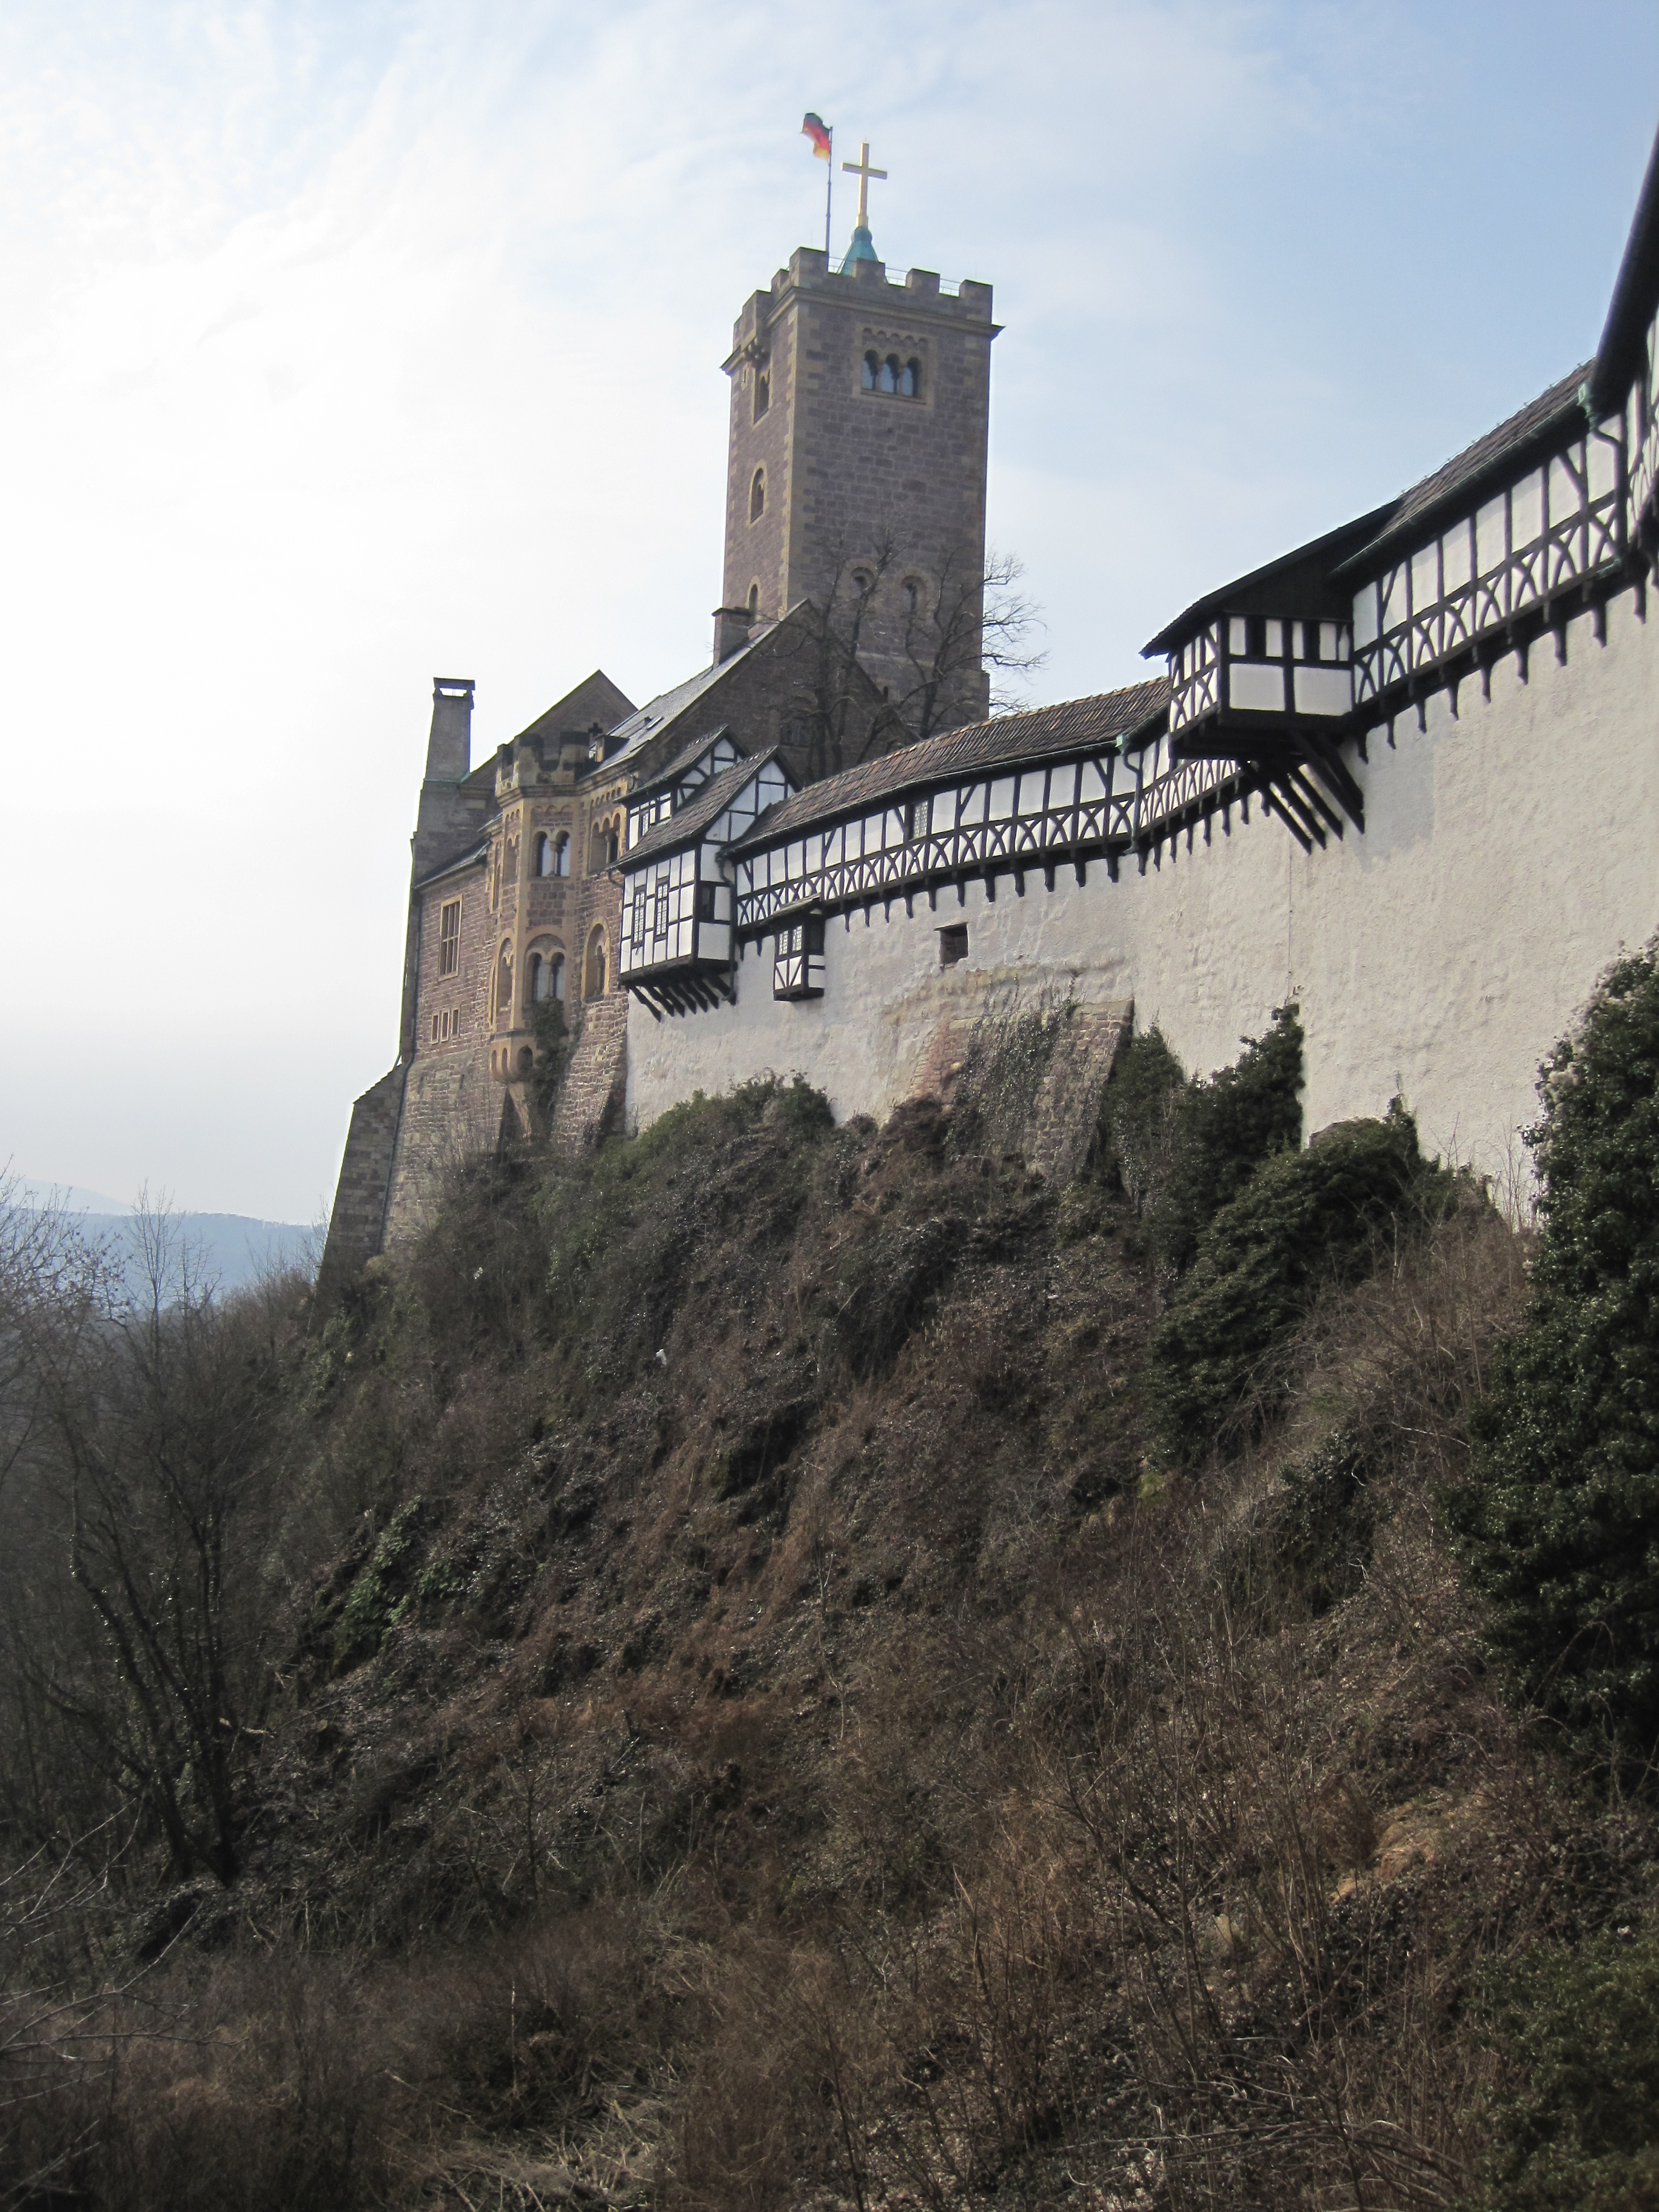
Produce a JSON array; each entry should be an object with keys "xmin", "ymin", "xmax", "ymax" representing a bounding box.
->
[{"xmin": 720, "ymin": 248, "xmax": 997, "ymax": 725}]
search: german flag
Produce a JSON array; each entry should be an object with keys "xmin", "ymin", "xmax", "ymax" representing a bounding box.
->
[{"xmin": 801, "ymin": 112, "xmax": 831, "ymax": 159}]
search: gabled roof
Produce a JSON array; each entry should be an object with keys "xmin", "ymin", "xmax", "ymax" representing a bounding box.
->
[
  {"xmin": 510, "ymin": 669, "xmax": 637, "ymax": 749},
  {"xmin": 1590, "ymin": 120, "xmax": 1659, "ymax": 415},
  {"xmin": 1142, "ymin": 509, "xmax": 1393, "ymax": 657},
  {"xmin": 729, "ymin": 685, "xmax": 1168, "ymax": 850},
  {"xmin": 624, "ymin": 749, "xmax": 786, "ymax": 868},
  {"xmin": 1333, "ymin": 366, "xmax": 1589, "ymax": 574},
  {"xmin": 632, "ymin": 725, "xmax": 748, "ymax": 799}
]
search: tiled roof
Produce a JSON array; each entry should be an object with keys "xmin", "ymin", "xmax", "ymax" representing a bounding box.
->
[
  {"xmin": 1334, "ymin": 366, "xmax": 1590, "ymax": 572},
  {"xmin": 729, "ymin": 685, "xmax": 1168, "ymax": 848},
  {"xmin": 624, "ymin": 749, "xmax": 784, "ymax": 868},
  {"xmin": 604, "ymin": 635, "xmax": 764, "ymax": 765},
  {"xmin": 412, "ymin": 841, "xmax": 488, "ymax": 893}
]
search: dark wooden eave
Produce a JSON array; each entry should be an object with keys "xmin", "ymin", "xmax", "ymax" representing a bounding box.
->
[
  {"xmin": 1589, "ymin": 120, "xmax": 1659, "ymax": 417},
  {"xmin": 1142, "ymin": 507, "xmax": 1395, "ymax": 658}
]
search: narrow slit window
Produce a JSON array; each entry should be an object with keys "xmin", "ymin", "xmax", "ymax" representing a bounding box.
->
[
  {"xmin": 752, "ymin": 366, "xmax": 769, "ymax": 421},
  {"xmin": 750, "ymin": 467, "xmax": 765, "ymax": 521}
]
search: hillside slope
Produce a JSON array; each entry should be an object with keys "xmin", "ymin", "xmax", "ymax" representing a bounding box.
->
[{"xmin": 5, "ymin": 988, "xmax": 1659, "ymax": 2212}]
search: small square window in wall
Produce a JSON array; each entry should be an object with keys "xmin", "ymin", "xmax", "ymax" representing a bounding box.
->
[{"xmin": 939, "ymin": 924, "xmax": 968, "ymax": 969}]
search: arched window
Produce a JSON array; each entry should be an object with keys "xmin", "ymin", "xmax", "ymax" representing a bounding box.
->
[
  {"xmin": 606, "ymin": 826, "xmax": 620, "ymax": 866},
  {"xmin": 553, "ymin": 831, "xmax": 569, "ymax": 877},
  {"xmin": 495, "ymin": 942, "xmax": 514, "ymax": 1027},
  {"xmin": 746, "ymin": 581, "xmax": 759, "ymax": 622},
  {"xmin": 879, "ymin": 354, "xmax": 899, "ymax": 394},
  {"xmin": 749, "ymin": 467, "xmax": 765, "ymax": 522},
  {"xmin": 903, "ymin": 577, "xmax": 922, "ymax": 618},
  {"xmin": 851, "ymin": 568, "xmax": 873, "ymax": 597},
  {"xmin": 901, "ymin": 356, "xmax": 921, "ymax": 398},
  {"xmin": 584, "ymin": 926, "xmax": 607, "ymax": 1000},
  {"xmin": 528, "ymin": 946, "xmax": 565, "ymax": 1005},
  {"xmin": 753, "ymin": 366, "xmax": 770, "ymax": 421},
  {"xmin": 532, "ymin": 831, "xmax": 552, "ymax": 876},
  {"xmin": 862, "ymin": 350, "xmax": 879, "ymax": 390}
]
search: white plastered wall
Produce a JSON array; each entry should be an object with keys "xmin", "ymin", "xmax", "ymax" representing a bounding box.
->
[{"xmin": 626, "ymin": 590, "xmax": 1659, "ymax": 1184}]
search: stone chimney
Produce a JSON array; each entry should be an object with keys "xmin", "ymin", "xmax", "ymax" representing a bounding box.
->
[
  {"xmin": 412, "ymin": 677, "xmax": 481, "ymax": 882},
  {"xmin": 424, "ymin": 676, "xmax": 474, "ymax": 781},
  {"xmin": 711, "ymin": 605, "xmax": 754, "ymax": 665}
]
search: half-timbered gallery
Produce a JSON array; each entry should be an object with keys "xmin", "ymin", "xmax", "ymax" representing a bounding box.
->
[{"xmin": 322, "ymin": 122, "xmax": 1659, "ymax": 1285}]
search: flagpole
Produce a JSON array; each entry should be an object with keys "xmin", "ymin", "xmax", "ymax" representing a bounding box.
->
[{"xmin": 825, "ymin": 127, "xmax": 833, "ymax": 260}]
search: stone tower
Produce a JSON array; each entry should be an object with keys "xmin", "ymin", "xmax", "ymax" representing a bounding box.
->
[{"xmin": 716, "ymin": 236, "xmax": 999, "ymax": 731}]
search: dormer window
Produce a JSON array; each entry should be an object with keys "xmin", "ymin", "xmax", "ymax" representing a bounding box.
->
[
  {"xmin": 753, "ymin": 366, "xmax": 770, "ymax": 421},
  {"xmin": 750, "ymin": 468, "xmax": 765, "ymax": 522}
]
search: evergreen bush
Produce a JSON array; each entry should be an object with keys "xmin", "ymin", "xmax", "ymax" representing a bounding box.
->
[
  {"xmin": 1450, "ymin": 947, "xmax": 1659, "ymax": 1751},
  {"xmin": 1097, "ymin": 1005, "xmax": 1304, "ymax": 1272},
  {"xmin": 1144, "ymin": 1105, "xmax": 1446, "ymax": 1461},
  {"xmin": 1472, "ymin": 1929, "xmax": 1659, "ymax": 2210}
]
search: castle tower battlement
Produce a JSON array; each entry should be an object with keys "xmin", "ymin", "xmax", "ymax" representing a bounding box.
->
[{"xmin": 718, "ymin": 244, "xmax": 999, "ymax": 728}]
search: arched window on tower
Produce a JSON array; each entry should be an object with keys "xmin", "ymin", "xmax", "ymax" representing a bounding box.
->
[
  {"xmin": 753, "ymin": 366, "xmax": 769, "ymax": 421},
  {"xmin": 532, "ymin": 831, "xmax": 552, "ymax": 876},
  {"xmin": 862, "ymin": 350, "xmax": 879, "ymax": 390},
  {"xmin": 749, "ymin": 467, "xmax": 765, "ymax": 522},
  {"xmin": 495, "ymin": 942, "xmax": 514, "ymax": 1028},
  {"xmin": 554, "ymin": 831, "xmax": 569, "ymax": 877},
  {"xmin": 746, "ymin": 582, "xmax": 759, "ymax": 622},
  {"xmin": 901, "ymin": 356, "xmax": 921, "ymax": 398},
  {"xmin": 879, "ymin": 354, "xmax": 899, "ymax": 394},
  {"xmin": 903, "ymin": 577, "xmax": 922, "ymax": 620}
]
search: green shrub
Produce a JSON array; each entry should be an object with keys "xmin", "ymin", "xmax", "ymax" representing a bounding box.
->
[
  {"xmin": 1450, "ymin": 948, "xmax": 1659, "ymax": 1751},
  {"xmin": 1144, "ymin": 1105, "xmax": 1445, "ymax": 1461},
  {"xmin": 1472, "ymin": 1929, "xmax": 1659, "ymax": 2210},
  {"xmin": 332, "ymin": 1496, "xmax": 429, "ymax": 1671},
  {"xmin": 1096, "ymin": 1026, "xmax": 1186, "ymax": 1216},
  {"xmin": 1097, "ymin": 1007, "xmax": 1304, "ymax": 1273}
]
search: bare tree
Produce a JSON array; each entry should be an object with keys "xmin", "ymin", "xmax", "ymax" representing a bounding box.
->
[
  {"xmin": 8, "ymin": 1204, "xmax": 285, "ymax": 1883},
  {"xmin": 777, "ymin": 538, "xmax": 1047, "ymax": 782}
]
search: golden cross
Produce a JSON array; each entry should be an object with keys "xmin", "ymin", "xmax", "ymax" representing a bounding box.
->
[{"xmin": 840, "ymin": 140, "xmax": 887, "ymax": 230}]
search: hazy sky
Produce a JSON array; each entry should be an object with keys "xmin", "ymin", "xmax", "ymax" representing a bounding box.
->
[{"xmin": 4, "ymin": 1, "xmax": 1657, "ymax": 1222}]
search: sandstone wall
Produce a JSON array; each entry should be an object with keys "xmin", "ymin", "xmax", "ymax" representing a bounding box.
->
[{"xmin": 317, "ymin": 1065, "xmax": 405, "ymax": 1293}]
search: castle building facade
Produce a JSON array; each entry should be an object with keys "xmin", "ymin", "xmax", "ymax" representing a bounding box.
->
[{"xmin": 322, "ymin": 136, "xmax": 1659, "ymax": 1289}]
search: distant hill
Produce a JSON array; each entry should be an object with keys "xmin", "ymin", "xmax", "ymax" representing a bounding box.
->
[{"xmin": 9, "ymin": 1187, "xmax": 316, "ymax": 1296}]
